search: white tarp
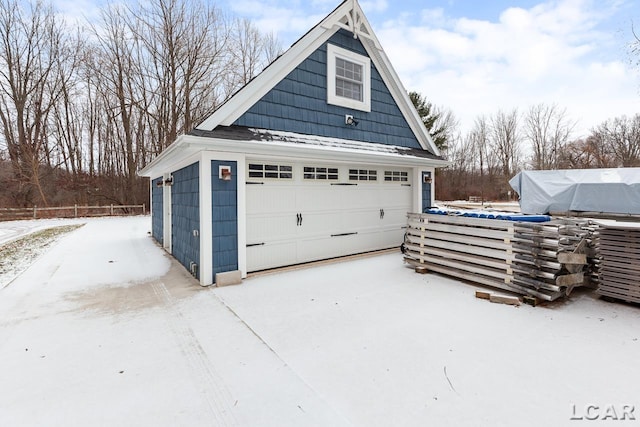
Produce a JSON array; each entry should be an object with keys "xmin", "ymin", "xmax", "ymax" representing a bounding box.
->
[{"xmin": 509, "ymin": 168, "xmax": 640, "ymax": 214}]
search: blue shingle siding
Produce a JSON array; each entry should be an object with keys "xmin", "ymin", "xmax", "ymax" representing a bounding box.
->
[
  {"xmin": 211, "ymin": 161, "xmax": 238, "ymax": 279},
  {"xmin": 234, "ymin": 29, "xmax": 422, "ymax": 149},
  {"xmin": 171, "ymin": 163, "xmax": 200, "ymax": 279},
  {"xmin": 151, "ymin": 177, "xmax": 163, "ymax": 245},
  {"xmin": 422, "ymin": 171, "xmax": 432, "ymax": 212}
]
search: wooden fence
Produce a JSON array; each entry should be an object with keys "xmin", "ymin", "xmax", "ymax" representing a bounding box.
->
[{"xmin": 0, "ymin": 204, "xmax": 146, "ymax": 221}]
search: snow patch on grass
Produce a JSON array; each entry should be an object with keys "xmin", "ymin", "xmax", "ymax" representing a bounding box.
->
[{"xmin": 0, "ymin": 224, "xmax": 84, "ymax": 289}]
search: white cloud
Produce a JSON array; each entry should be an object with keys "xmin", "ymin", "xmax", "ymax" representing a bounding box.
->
[
  {"xmin": 360, "ymin": 0, "xmax": 388, "ymax": 13},
  {"xmin": 226, "ymin": 0, "xmax": 326, "ymax": 42},
  {"xmin": 377, "ymin": 0, "xmax": 640, "ymax": 137}
]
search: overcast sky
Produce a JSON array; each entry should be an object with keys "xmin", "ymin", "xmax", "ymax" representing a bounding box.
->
[
  {"xmin": 56, "ymin": 0, "xmax": 640, "ymax": 138},
  {"xmin": 217, "ymin": 0, "xmax": 640, "ymax": 138}
]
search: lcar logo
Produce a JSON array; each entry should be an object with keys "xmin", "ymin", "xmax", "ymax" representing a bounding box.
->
[{"xmin": 570, "ymin": 404, "xmax": 636, "ymax": 421}]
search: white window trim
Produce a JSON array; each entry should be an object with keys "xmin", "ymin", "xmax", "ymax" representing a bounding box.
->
[
  {"xmin": 247, "ymin": 163, "xmax": 293, "ymax": 180},
  {"xmin": 327, "ymin": 44, "xmax": 371, "ymax": 112}
]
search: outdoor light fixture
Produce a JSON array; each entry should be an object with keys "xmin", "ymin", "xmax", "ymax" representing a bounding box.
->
[
  {"xmin": 345, "ymin": 114, "xmax": 358, "ymax": 126},
  {"xmin": 164, "ymin": 176, "xmax": 173, "ymax": 186},
  {"xmin": 219, "ymin": 165, "xmax": 232, "ymax": 181}
]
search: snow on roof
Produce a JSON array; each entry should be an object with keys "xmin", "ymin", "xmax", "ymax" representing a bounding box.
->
[{"xmin": 189, "ymin": 126, "xmax": 442, "ymax": 161}]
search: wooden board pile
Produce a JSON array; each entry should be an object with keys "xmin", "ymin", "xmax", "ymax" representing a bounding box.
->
[
  {"xmin": 404, "ymin": 213, "xmax": 593, "ymax": 302},
  {"xmin": 405, "ymin": 213, "xmax": 515, "ymax": 293},
  {"xmin": 596, "ymin": 222, "xmax": 640, "ymax": 303},
  {"xmin": 510, "ymin": 219, "xmax": 591, "ymax": 300}
]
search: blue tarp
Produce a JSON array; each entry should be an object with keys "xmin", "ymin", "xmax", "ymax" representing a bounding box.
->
[{"xmin": 426, "ymin": 208, "xmax": 551, "ymax": 222}]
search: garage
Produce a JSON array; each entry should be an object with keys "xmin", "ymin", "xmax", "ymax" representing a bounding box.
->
[
  {"xmin": 140, "ymin": 0, "xmax": 448, "ymax": 285},
  {"xmin": 246, "ymin": 161, "xmax": 412, "ymax": 271}
]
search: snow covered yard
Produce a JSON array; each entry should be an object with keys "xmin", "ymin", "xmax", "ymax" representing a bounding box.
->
[{"xmin": 1, "ymin": 216, "xmax": 640, "ymax": 426}]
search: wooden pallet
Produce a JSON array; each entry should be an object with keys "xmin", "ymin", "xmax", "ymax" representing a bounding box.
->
[
  {"xmin": 404, "ymin": 213, "xmax": 595, "ymax": 302},
  {"xmin": 596, "ymin": 222, "xmax": 640, "ymax": 304}
]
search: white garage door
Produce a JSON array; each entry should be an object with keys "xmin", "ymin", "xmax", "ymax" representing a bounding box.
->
[{"xmin": 246, "ymin": 161, "xmax": 412, "ymax": 272}]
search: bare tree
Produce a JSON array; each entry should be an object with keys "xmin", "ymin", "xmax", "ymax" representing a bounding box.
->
[
  {"xmin": 490, "ymin": 109, "xmax": 521, "ymax": 178},
  {"xmin": 0, "ymin": 0, "xmax": 78, "ymax": 206},
  {"xmin": 469, "ymin": 115, "xmax": 493, "ymax": 202},
  {"xmin": 524, "ymin": 103, "xmax": 575, "ymax": 170},
  {"xmin": 87, "ymin": 5, "xmax": 145, "ymax": 203},
  {"xmin": 595, "ymin": 115, "xmax": 640, "ymax": 167},
  {"xmin": 130, "ymin": 0, "xmax": 231, "ymax": 152}
]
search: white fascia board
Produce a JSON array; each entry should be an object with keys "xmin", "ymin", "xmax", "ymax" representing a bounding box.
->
[
  {"xmin": 138, "ymin": 135, "xmax": 201, "ymax": 178},
  {"xmin": 196, "ymin": 2, "xmax": 356, "ymax": 131},
  {"xmin": 181, "ymin": 135, "xmax": 450, "ymax": 168},
  {"xmin": 138, "ymin": 135, "xmax": 186, "ymax": 177}
]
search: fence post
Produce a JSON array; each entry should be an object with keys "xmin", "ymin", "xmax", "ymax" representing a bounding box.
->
[
  {"xmin": 142, "ymin": 203, "xmax": 146, "ymax": 215},
  {"xmin": 110, "ymin": 204, "xmax": 114, "ymax": 216},
  {"xmin": 74, "ymin": 204, "xmax": 78, "ymax": 218},
  {"xmin": 33, "ymin": 205, "xmax": 37, "ymax": 219}
]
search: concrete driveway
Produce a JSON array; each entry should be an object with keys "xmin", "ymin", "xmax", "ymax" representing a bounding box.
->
[{"xmin": 1, "ymin": 216, "xmax": 640, "ymax": 426}]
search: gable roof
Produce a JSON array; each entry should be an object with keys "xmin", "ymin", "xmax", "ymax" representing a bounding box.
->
[{"xmin": 196, "ymin": 0, "xmax": 440, "ymax": 156}]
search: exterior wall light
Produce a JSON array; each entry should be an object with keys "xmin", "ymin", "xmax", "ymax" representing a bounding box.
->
[
  {"xmin": 219, "ymin": 165, "xmax": 232, "ymax": 181},
  {"xmin": 345, "ymin": 114, "xmax": 359, "ymax": 126}
]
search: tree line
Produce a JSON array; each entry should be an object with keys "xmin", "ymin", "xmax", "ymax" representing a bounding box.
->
[
  {"xmin": 0, "ymin": 0, "xmax": 280, "ymax": 207},
  {"xmin": 0, "ymin": 0, "xmax": 637, "ymax": 208},
  {"xmin": 414, "ymin": 97, "xmax": 640, "ymax": 201}
]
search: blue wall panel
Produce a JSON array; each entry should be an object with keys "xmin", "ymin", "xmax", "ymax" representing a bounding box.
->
[
  {"xmin": 171, "ymin": 163, "xmax": 200, "ymax": 279},
  {"xmin": 234, "ymin": 29, "xmax": 422, "ymax": 149},
  {"xmin": 151, "ymin": 178, "xmax": 163, "ymax": 245},
  {"xmin": 211, "ymin": 161, "xmax": 238, "ymax": 279},
  {"xmin": 422, "ymin": 171, "xmax": 432, "ymax": 212}
]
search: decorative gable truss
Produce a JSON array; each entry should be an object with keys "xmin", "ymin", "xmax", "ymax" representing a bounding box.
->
[{"xmin": 196, "ymin": 0, "xmax": 440, "ymax": 157}]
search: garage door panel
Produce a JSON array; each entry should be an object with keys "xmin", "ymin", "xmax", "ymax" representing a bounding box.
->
[
  {"xmin": 342, "ymin": 209, "xmax": 381, "ymax": 232},
  {"xmin": 247, "ymin": 241, "xmax": 297, "ymax": 272},
  {"xmin": 380, "ymin": 186, "xmax": 412, "ymax": 205},
  {"xmin": 246, "ymin": 162, "xmax": 413, "ymax": 272},
  {"xmin": 297, "ymin": 235, "xmax": 341, "ymax": 263},
  {"xmin": 247, "ymin": 185, "xmax": 296, "ymax": 214},
  {"xmin": 247, "ymin": 213, "xmax": 297, "ymax": 242},
  {"xmin": 379, "ymin": 227, "xmax": 406, "ymax": 248},
  {"xmin": 299, "ymin": 211, "xmax": 343, "ymax": 236},
  {"xmin": 340, "ymin": 186, "xmax": 379, "ymax": 209},
  {"xmin": 297, "ymin": 186, "xmax": 336, "ymax": 212},
  {"xmin": 382, "ymin": 207, "xmax": 410, "ymax": 227}
]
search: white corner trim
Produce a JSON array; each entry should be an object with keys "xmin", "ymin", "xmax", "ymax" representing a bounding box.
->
[
  {"xmin": 199, "ymin": 157, "xmax": 213, "ymax": 286},
  {"xmin": 326, "ymin": 44, "xmax": 371, "ymax": 112},
  {"xmin": 200, "ymin": 152, "xmax": 248, "ymax": 280}
]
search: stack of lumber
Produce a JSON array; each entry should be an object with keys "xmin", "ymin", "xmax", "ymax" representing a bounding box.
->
[
  {"xmin": 405, "ymin": 213, "xmax": 515, "ymax": 293},
  {"xmin": 596, "ymin": 222, "xmax": 640, "ymax": 303},
  {"xmin": 404, "ymin": 213, "xmax": 594, "ymax": 302},
  {"xmin": 510, "ymin": 219, "xmax": 590, "ymax": 300}
]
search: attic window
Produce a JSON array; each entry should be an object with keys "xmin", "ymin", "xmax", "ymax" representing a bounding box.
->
[{"xmin": 327, "ymin": 44, "xmax": 371, "ymax": 112}]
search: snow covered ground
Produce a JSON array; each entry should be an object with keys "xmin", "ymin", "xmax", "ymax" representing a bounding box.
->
[
  {"xmin": 1, "ymin": 216, "xmax": 640, "ymax": 426},
  {"xmin": 0, "ymin": 217, "xmax": 86, "ymax": 246}
]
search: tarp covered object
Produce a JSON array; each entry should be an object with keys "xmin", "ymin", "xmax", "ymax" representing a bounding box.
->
[{"xmin": 509, "ymin": 168, "xmax": 640, "ymax": 215}]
